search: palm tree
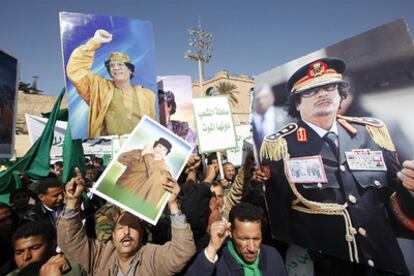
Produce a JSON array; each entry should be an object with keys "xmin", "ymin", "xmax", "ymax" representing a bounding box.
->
[{"xmin": 214, "ymin": 82, "xmax": 239, "ymax": 106}]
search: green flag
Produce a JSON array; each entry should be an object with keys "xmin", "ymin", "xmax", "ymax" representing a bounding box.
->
[{"xmin": 62, "ymin": 120, "xmax": 85, "ymax": 183}]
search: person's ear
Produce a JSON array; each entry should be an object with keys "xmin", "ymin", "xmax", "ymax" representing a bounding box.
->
[{"xmin": 38, "ymin": 194, "xmax": 45, "ymax": 202}]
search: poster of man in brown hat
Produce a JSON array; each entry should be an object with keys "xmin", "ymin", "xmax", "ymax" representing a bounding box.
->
[
  {"xmin": 61, "ymin": 12, "xmax": 157, "ymax": 139},
  {"xmin": 116, "ymin": 137, "xmax": 173, "ymax": 206}
]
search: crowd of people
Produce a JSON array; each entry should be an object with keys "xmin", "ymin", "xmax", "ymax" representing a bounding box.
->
[{"xmin": 0, "ymin": 151, "xmax": 288, "ymax": 276}]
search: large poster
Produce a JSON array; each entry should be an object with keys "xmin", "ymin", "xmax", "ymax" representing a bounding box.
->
[
  {"xmin": 255, "ymin": 19, "xmax": 414, "ymax": 274},
  {"xmin": 157, "ymin": 75, "xmax": 197, "ymax": 151},
  {"xmin": 60, "ymin": 12, "xmax": 157, "ymax": 139},
  {"xmin": 93, "ymin": 116, "xmax": 193, "ymax": 225},
  {"xmin": 0, "ymin": 49, "xmax": 18, "ymax": 158}
]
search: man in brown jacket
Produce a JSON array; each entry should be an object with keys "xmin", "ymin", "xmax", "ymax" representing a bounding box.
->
[{"xmin": 57, "ymin": 170, "xmax": 196, "ymax": 276}]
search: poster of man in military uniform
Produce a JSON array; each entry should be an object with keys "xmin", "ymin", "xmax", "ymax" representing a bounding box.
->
[
  {"xmin": 60, "ymin": 12, "xmax": 157, "ymax": 139},
  {"xmin": 256, "ymin": 19, "xmax": 414, "ymax": 275}
]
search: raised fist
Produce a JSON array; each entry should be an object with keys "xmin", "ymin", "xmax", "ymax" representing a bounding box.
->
[{"xmin": 93, "ymin": 29, "xmax": 113, "ymax": 44}]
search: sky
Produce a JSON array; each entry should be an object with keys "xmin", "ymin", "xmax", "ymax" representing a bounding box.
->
[{"xmin": 1, "ymin": 0, "xmax": 414, "ymax": 95}]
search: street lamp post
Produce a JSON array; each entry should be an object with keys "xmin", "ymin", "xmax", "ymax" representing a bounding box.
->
[{"xmin": 185, "ymin": 19, "xmax": 213, "ymax": 95}]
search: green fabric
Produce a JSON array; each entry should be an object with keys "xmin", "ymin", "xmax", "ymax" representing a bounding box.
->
[
  {"xmin": 0, "ymin": 88, "xmax": 65, "ymax": 203},
  {"xmin": 62, "ymin": 120, "xmax": 86, "ymax": 184},
  {"xmin": 102, "ymin": 154, "xmax": 111, "ymax": 166},
  {"xmin": 41, "ymin": 108, "xmax": 69, "ymax": 121},
  {"xmin": 227, "ymin": 239, "xmax": 262, "ymax": 276},
  {"xmin": 26, "ymin": 89, "xmax": 65, "ymax": 179}
]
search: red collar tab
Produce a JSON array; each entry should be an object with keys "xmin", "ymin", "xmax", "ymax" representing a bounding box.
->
[
  {"xmin": 337, "ymin": 118, "xmax": 358, "ymax": 136},
  {"xmin": 296, "ymin": 127, "xmax": 308, "ymax": 143}
]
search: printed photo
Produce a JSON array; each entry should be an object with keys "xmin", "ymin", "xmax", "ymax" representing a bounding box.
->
[
  {"xmin": 60, "ymin": 12, "xmax": 157, "ymax": 139},
  {"xmin": 92, "ymin": 116, "xmax": 193, "ymax": 225}
]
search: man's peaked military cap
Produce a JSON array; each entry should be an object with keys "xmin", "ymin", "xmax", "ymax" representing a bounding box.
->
[{"xmin": 287, "ymin": 57, "xmax": 346, "ymax": 93}]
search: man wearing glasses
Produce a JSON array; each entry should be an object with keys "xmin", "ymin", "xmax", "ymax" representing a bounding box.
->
[
  {"xmin": 260, "ymin": 58, "xmax": 414, "ymax": 275},
  {"xmin": 66, "ymin": 29, "xmax": 156, "ymax": 137}
]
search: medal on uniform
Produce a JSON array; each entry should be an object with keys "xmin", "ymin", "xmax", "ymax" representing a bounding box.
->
[
  {"xmin": 296, "ymin": 127, "xmax": 308, "ymax": 143},
  {"xmin": 345, "ymin": 149, "xmax": 387, "ymax": 171},
  {"xmin": 284, "ymin": 155, "xmax": 328, "ymax": 183}
]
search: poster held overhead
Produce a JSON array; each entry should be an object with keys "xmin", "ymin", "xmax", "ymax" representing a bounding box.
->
[
  {"xmin": 193, "ymin": 96, "xmax": 237, "ymax": 153},
  {"xmin": 256, "ymin": 19, "xmax": 414, "ymax": 275},
  {"xmin": 157, "ymin": 75, "xmax": 197, "ymax": 152},
  {"xmin": 92, "ymin": 116, "xmax": 193, "ymax": 225},
  {"xmin": 60, "ymin": 12, "xmax": 157, "ymax": 139}
]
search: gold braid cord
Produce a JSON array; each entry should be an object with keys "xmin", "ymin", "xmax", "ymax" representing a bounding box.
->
[
  {"xmin": 260, "ymin": 138, "xmax": 288, "ymax": 162},
  {"xmin": 365, "ymin": 124, "xmax": 396, "ymax": 152},
  {"xmin": 288, "ymin": 174, "xmax": 359, "ymax": 263},
  {"xmin": 259, "ymin": 123, "xmax": 297, "ymax": 162}
]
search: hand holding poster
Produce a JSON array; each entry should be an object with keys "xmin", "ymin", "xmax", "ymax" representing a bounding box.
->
[
  {"xmin": 193, "ymin": 96, "xmax": 237, "ymax": 153},
  {"xmin": 92, "ymin": 116, "xmax": 193, "ymax": 225}
]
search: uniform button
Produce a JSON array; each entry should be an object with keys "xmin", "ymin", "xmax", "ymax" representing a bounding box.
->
[
  {"xmin": 348, "ymin": 195, "xmax": 357, "ymax": 204},
  {"xmin": 317, "ymin": 183, "xmax": 323, "ymax": 188},
  {"xmin": 374, "ymin": 180, "xmax": 382, "ymax": 187},
  {"xmin": 339, "ymin": 165, "xmax": 346, "ymax": 172},
  {"xmin": 358, "ymin": 227, "xmax": 367, "ymax": 236},
  {"xmin": 367, "ymin": 259, "xmax": 375, "ymax": 267}
]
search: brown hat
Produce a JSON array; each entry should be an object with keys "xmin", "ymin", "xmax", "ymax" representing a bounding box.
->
[{"xmin": 108, "ymin": 52, "xmax": 130, "ymax": 63}]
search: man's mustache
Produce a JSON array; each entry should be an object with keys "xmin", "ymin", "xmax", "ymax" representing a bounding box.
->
[
  {"xmin": 121, "ymin": 235, "xmax": 133, "ymax": 242},
  {"xmin": 314, "ymin": 98, "xmax": 333, "ymax": 106}
]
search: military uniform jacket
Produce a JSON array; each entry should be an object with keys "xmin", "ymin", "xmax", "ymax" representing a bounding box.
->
[{"xmin": 260, "ymin": 116, "xmax": 414, "ymax": 275}]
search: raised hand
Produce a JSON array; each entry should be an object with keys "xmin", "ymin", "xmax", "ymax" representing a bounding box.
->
[
  {"xmin": 92, "ymin": 29, "xmax": 113, "ymax": 44},
  {"xmin": 206, "ymin": 220, "xmax": 231, "ymax": 261},
  {"xmin": 398, "ymin": 160, "xmax": 414, "ymax": 191},
  {"xmin": 65, "ymin": 167, "xmax": 85, "ymax": 209}
]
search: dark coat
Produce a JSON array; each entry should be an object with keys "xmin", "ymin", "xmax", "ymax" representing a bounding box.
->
[
  {"xmin": 24, "ymin": 201, "xmax": 60, "ymax": 228},
  {"xmin": 261, "ymin": 118, "xmax": 414, "ymax": 275},
  {"xmin": 185, "ymin": 243, "xmax": 287, "ymax": 276}
]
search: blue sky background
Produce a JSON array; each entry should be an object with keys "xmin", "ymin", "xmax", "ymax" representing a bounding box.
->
[{"xmin": 1, "ymin": 0, "xmax": 414, "ymax": 96}]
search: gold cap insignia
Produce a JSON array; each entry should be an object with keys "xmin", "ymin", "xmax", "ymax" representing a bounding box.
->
[{"xmin": 108, "ymin": 52, "xmax": 130, "ymax": 63}]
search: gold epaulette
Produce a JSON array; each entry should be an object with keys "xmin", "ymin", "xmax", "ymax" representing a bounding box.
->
[
  {"xmin": 337, "ymin": 115, "xmax": 395, "ymax": 151},
  {"xmin": 260, "ymin": 123, "xmax": 297, "ymax": 162}
]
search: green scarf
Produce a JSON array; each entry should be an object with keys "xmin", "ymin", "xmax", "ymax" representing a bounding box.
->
[{"xmin": 227, "ymin": 240, "xmax": 262, "ymax": 276}]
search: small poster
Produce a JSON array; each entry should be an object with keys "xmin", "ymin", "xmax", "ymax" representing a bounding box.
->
[
  {"xmin": 157, "ymin": 75, "xmax": 197, "ymax": 151},
  {"xmin": 226, "ymin": 124, "xmax": 253, "ymax": 167},
  {"xmin": 193, "ymin": 96, "xmax": 237, "ymax": 153},
  {"xmin": 284, "ymin": 155, "xmax": 327, "ymax": 183},
  {"xmin": 92, "ymin": 116, "xmax": 193, "ymax": 225}
]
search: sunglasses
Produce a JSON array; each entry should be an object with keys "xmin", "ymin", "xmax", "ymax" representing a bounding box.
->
[{"xmin": 301, "ymin": 83, "xmax": 339, "ymax": 98}]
